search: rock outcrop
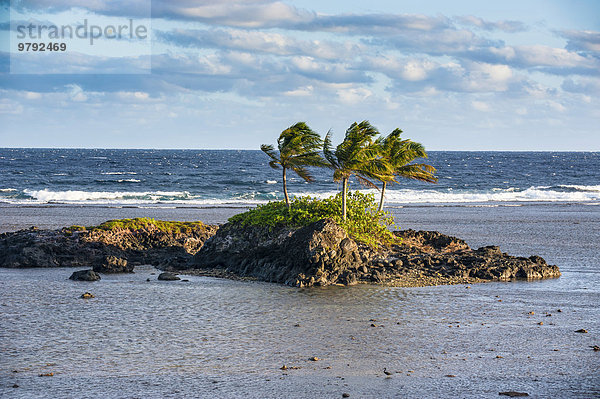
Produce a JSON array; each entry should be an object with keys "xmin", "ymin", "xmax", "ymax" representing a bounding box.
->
[
  {"xmin": 1, "ymin": 218, "xmax": 561, "ymax": 287},
  {"xmin": 93, "ymin": 256, "xmax": 132, "ymax": 273},
  {"xmin": 69, "ymin": 270, "xmax": 101, "ymax": 281},
  {"xmin": 190, "ymin": 218, "xmax": 364, "ymax": 286},
  {"xmin": 0, "ymin": 223, "xmax": 218, "ymax": 271},
  {"xmin": 187, "ymin": 219, "xmax": 561, "ymax": 287}
]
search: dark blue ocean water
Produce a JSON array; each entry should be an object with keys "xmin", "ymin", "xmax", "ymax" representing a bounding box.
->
[{"xmin": 0, "ymin": 149, "xmax": 599, "ymax": 205}]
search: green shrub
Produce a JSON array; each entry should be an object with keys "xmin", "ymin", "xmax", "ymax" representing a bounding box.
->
[
  {"xmin": 228, "ymin": 191, "xmax": 398, "ymax": 247},
  {"xmin": 90, "ymin": 218, "xmax": 205, "ymax": 234}
]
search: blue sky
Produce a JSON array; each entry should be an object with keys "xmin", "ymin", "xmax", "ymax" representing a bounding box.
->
[{"xmin": 0, "ymin": 0, "xmax": 599, "ymax": 150}]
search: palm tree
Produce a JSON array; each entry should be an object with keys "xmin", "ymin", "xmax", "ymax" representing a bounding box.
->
[
  {"xmin": 323, "ymin": 121, "xmax": 393, "ymax": 221},
  {"xmin": 261, "ymin": 122, "xmax": 324, "ymax": 209},
  {"xmin": 375, "ymin": 128, "xmax": 437, "ymax": 212}
]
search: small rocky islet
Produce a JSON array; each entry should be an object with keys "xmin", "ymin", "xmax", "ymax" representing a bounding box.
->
[{"xmin": 0, "ymin": 217, "xmax": 560, "ymax": 287}]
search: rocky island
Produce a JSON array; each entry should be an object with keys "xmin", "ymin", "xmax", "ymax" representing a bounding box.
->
[
  {"xmin": 0, "ymin": 208, "xmax": 560, "ymax": 287},
  {"xmin": 187, "ymin": 217, "xmax": 560, "ymax": 287}
]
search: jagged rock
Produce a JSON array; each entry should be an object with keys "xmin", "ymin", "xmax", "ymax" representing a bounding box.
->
[
  {"xmin": 93, "ymin": 256, "xmax": 132, "ymax": 273},
  {"xmin": 69, "ymin": 270, "xmax": 101, "ymax": 281},
  {"xmin": 158, "ymin": 272, "xmax": 180, "ymax": 281},
  {"xmin": 0, "ymin": 223, "xmax": 218, "ymax": 270},
  {"xmin": 191, "ymin": 218, "xmax": 364, "ymax": 287},
  {"xmin": 1, "ymin": 218, "xmax": 560, "ymax": 288},
  {"xmin": 189, "ymin": 219, "xmax": 560, "ymax": 287}
]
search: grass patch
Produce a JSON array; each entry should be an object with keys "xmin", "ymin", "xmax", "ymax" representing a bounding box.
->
[
  {"xmin": 64, "ymin": 218, "xmax": 205, "ymax": 235},
  {"xmin": 228, "ymin": 191, "xmax": 398, "ymax": 247}
]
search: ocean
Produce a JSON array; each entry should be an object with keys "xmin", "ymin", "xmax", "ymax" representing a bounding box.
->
[
  {"xmin": 0, "ymin": 149, "xmax": 598, "ymax": 398},
  {"xmin": 1, "ymin": 149, "xmax": 599, "ymax": 207}
]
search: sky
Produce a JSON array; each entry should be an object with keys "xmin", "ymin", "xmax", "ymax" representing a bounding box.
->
[{"xmin": 0, "ymin": 0, "xmax": 599, "ymax": 150}]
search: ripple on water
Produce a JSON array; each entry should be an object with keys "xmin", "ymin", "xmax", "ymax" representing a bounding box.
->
[{"xmin": 0, "ymin": 264, "xmax": 598, "ymax": 398}]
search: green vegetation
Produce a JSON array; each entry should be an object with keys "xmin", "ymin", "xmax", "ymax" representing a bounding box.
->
[
  {"xmin": 261, "ymin": 122, "xmax": 326, "ymax": 209},
  {"xmin": 324, "ymin": 121, "xmax": 394, "ymax": 220},
  {"xmin": 375, "ymin": 128, "xmax": 437, "ymax": 212},
  {"xmin": 255, "ymin": 120, "xmax": 437, "ymax": 243},
  {"xmin": 64, "ymin": 218, "xmax": 205, "ymax": 234},
  {"xmin": 228, "ymin": 191, "xmax": 397, "ymax": 247}
]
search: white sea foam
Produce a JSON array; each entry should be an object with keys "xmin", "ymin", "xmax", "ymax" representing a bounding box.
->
[
  {"xmin": 266, "ymin": 180, "xmax": 277, "ymax": 184},
  {"xmin": 117, "ymin": 179, "xmax": 141, "ymax": 183},
  {"xmin": 291, "ymin": 186, "xmax": 600, "ymax": 204},
  {"xmin": 22, "ymin": 189, "xmax": 192, "ymax": 203},
  {"xmin": 380, "ymin": 186, "xmax": 600, "ymax": 204},
  {"xmin": 101, "ymin": 172, "xmax": 137, "ymax": 175},
  {"xmin": 8, "ymin": 185, "xmax": 600, "ymax": 205},
  {"xmin": 0, "ymin": 188, "xmax": 17, "ymax": 192},
  {"xmin": 557, "ymin": 185, "xmax": 600, "ymax": 192}
]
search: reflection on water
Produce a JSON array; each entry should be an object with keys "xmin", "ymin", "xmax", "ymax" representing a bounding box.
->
[{"xmin": 1, "ymin": 265, "xmax": 598, "ymax": 398}]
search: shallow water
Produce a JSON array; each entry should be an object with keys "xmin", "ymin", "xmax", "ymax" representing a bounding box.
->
[{"xmin": 1, "ymin": 204, "xmax": 599, "ymax": 398}]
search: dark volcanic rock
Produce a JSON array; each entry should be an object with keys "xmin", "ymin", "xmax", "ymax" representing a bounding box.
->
[
  {"xmin": 188, "ymin": 219, "xmax": 560, "ymax": 287},
  {"xmin": 0, "ymin": 223, "xmax": 219, "ymax": 270},
  {"xmin": 93, "ymin": 255, "xmax": 132, "ymax": 273},
  {"xmin": 2, "ymin": 218, "xmax": 560, "ymax": 288},
  {"xmin": 157, "ymin": 272, "xmax": 180, "ymax": 281},
  {"xmin": 191, "ymin": 218, "xmax": 365, "ymax": 287},
  {"xmin": 69, "ymin": 269, "xmax": 101, "ymax": 281}
]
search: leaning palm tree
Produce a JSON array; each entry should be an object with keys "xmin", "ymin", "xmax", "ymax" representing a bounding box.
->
[
  {"xmin": 261, "ymin": 122, "xmax": 324, "ymax": 209},
  {"xmin": 375, "ymin": 128, "xmax": 438, "ymax": 212},
  {"xmin": 323, "ymin": 121, "xmax": 393, "ymax": 221}
]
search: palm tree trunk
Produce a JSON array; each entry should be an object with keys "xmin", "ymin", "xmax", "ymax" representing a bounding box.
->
[
  {"xmin": 342, "ymin": 177, "xmax": 348, "ymax": 221},
  {"xmin": 378, "ymin": 181, "xmax": 387, "ymax": 212},
  {"xmin": 283, "ymin": 168, "xmax": 290, "ymax": 209}
]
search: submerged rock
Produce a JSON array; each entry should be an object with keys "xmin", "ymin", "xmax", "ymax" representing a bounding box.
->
[
  {"xmin": 69, "ymin": 270, "xmax": 101, "ymax": 281},
  {"xmin": 158, "ymin": 272, "xmax": 180, "ymax": 281}
]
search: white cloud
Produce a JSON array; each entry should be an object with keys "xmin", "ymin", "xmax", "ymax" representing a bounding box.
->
[
  {"xmin": 561, "ymin": 30, "xmax": 600, "ymax": 52},
  {"xmin": 67, "ymin": 84, "xmax": 88, "ymax": 102},
  {"xmin": 336, "ymin": 86, "xmax": 372, "ymax": 105},
  {"xmin": 115, "ymin": 91, "xmax": 151, "ymax": 101},
  {"xmin": 0, "ymin": 99, "xmax": 24, "ymax": 114},
  {"xmin": 471, "ymin": 100, "xmax": 491, "ymax": 112},
  {"xmin": 23, "ymin": 91, "xmax": 42, "ymax": 100},
  {"xmin": 548, "ymin": 101, "xmax": 566, "ymax": 113},
  {"xmin": 401, "ymin": 60, "xmax": 436, "ymax": 81},
  {"xmin": 455, "ymin": 15, "xmax": 527, "ymax": 33},
  {"xmin": 284, "ymin": 86, "xmax": 314, "ymax": 97}
]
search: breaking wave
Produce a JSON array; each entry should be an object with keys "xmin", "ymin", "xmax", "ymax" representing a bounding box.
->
[{"xmin": 1, "ymin": 185, "xmax": 598, "ymax": 206}]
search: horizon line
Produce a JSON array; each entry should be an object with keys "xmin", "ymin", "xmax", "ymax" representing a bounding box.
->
[{"xmin": 0, "ymin": 147, "xmax": 599, "ymax": 153}]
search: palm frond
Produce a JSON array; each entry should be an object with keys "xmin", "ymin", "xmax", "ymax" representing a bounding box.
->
[
  {"xmin": 323, "ymin": 130, "xmax": 338, "ymax": 168},
  {"xmin": 355, "ymin": 174, "xmax": 379, "ymax": 189},
  {"xmin": 268, "ymin": 160, "xmax": 281, "ymax": 169},
  {"xmin": 291, "ymin": 165, "xmax": 313, "ymax": 182},
  {"xmin": 395, "ymin": 164, "xmax": 438, "ymax": 183},
  {"xmin": 261, "ymin": 144, "xmax": 281, "ymax": 169}
]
